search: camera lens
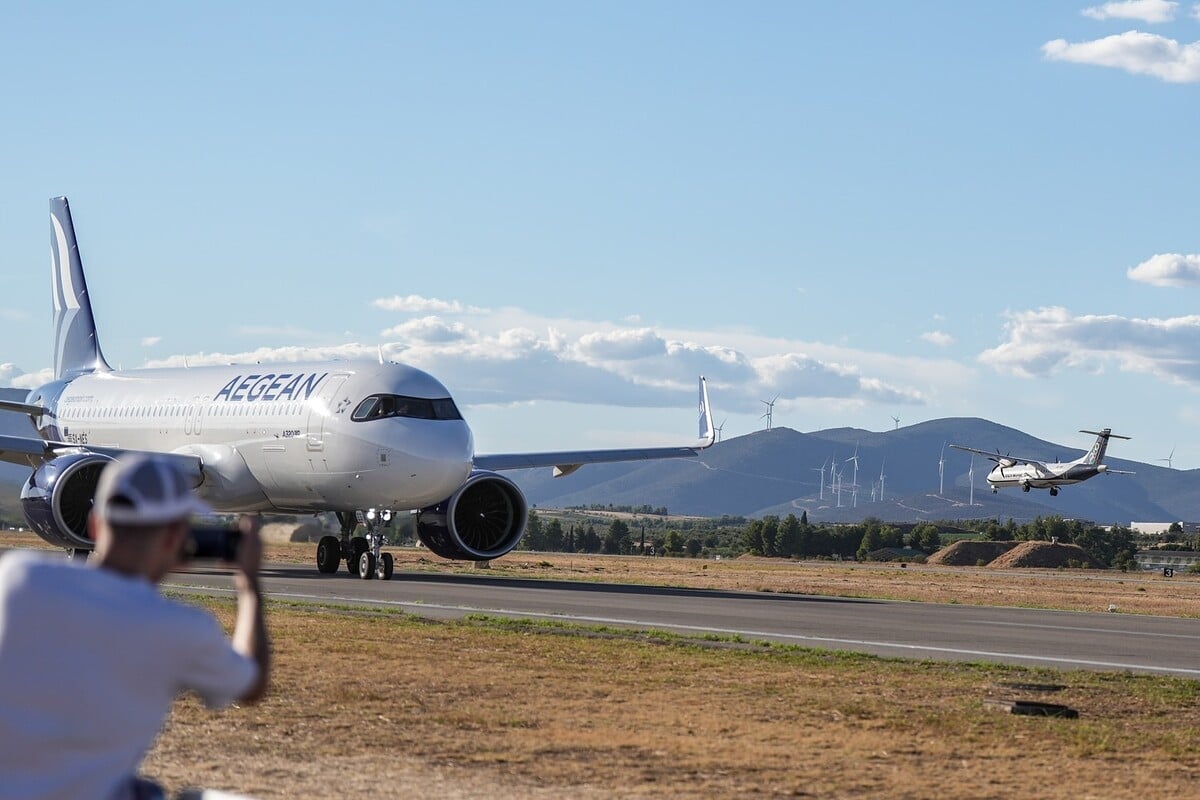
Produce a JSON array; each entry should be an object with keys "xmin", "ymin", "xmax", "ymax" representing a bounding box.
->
[{"xmin": 186, "ymin": 526, "xmax": 243, "ymax": 561}]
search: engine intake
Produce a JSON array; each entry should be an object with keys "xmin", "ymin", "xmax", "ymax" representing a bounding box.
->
[
  {"xmin": 21, "ymin": 453, "xmax": 114, "ymax": 550},
  {"xmin": 416, "ymin": 471, "xmax": 527, "ymax": 560}
]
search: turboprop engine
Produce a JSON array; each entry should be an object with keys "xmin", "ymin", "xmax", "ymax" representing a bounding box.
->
[
  {"xmin": 20, "ymin": 452, "xmax": 114, "ymax": 550},
  {"xmin": 416, "ymin": 470, "xmax": 527, "ymax": 560}
]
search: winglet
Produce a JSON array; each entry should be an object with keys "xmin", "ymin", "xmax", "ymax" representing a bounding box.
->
[
  {"xmin": 697, "ymin": 376, "xmax": 715, "ymax": 448},
  {"xmin": 50, "ymin": 197, "xmax": 111, "ymax": 379}
]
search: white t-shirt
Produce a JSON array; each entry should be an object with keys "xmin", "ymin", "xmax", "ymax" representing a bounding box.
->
[{"xmin": 0, "ymin": 551, "xmax": 258, "ymax": 800}]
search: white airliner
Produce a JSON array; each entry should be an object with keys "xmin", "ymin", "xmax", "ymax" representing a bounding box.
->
[
  {"xmin": 950, "ymin": 428, "xmax": 1134, "ymax": 497},
  {"xmin": 0, "ymin": 198, "xmax": 714, "ymax": 579}
]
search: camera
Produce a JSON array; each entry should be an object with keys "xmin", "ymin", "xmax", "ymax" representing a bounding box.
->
[{"xmin": 185, "ymin": 525, "xmax": 243, "ymax": 562}]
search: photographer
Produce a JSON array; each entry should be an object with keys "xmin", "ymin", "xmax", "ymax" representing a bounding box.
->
[{"xmin": 0, "ymin": 454, "xmax": 270, "ymax": 800}]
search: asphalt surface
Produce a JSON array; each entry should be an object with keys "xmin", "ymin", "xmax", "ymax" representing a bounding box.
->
[{"xmin": 164, "ymin": 560, "xmax": 1200, "ymax": 678}]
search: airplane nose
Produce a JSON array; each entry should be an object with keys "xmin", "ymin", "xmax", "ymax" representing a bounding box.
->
[{"xmin": 382, "ymin": 420, "xmax": 474, "ymax": 505}]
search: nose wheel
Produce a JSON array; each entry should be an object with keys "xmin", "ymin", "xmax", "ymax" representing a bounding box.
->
[
  {"xmin": 1049, "ymin": 487, "xmax": 1059, "ymax": 497},
  {"xmin": 320, "ymin": 510, "xmax": 398, "ymax": 580}
]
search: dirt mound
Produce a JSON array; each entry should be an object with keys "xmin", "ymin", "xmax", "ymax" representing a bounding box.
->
[
  {"xmin": 988, "ymin": 540, "xmax": 1097, "ymax": 569},
  {"xmin": 926, "ymin": 540, "xmax": 1017, "ymax": 566}
]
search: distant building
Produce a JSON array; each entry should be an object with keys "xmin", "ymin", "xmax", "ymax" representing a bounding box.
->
[
  {"xmin": 1135, "ymin": 550, "xmax": 1200, "ymax": 571},
  {"xmin": 1131, "ymin": 522, "xmax": 1200, "ymax": 536}
]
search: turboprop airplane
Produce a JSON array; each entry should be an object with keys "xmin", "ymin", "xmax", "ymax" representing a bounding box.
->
[
  {"xmin": 949, "ymin": 428, "xmax": 1134, "ymax": 497},
  {"xmin": 0, "ymin": 197, "xmax": 715, "ymax": 580}
]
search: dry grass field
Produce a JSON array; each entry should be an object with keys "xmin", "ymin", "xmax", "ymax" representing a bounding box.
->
[
  {"xmin": 264, "ymin": 539, "xmax": 1200, "ymax": 618},
  {"xmin": 143, "ymin": 601, "xmax": 1200, "ymax": 799},
  {"xmin": 5, "ymin": 531, "xmax": 1200, "ymax": 797}
]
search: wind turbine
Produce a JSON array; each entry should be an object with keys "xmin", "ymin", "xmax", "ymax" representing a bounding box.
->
[
  {"xmin": 811, "ymin": 459, "xmax": 828, "ymax": 500},
  {"xmin": 968, "ymin": 454, "xmax": 975, "ymax": 506},
  {"xmin": 715, "ymin": 418, "xmax": 727, "ymax": 443},
  {"xmin": 891, "ymin": 415, "xmax": 900, "ymax": 430},
  {"xmin": 938, "ymin": 443, "xmax": 945, "ymax": 496},
  {"xmin": 1157, "ymin": 447, "xmax": 1176, "ymax": 470},
  {"xmin": 761, "ymin": 395, "xmax": 779, "ymax": 431},
  {"xmin": 833, "ymin": 461, "xmax": 844, "ymax": 507},
  {"xmin": 845, "ymin": 443, "xmax": 860, "ymax": 508},
  {"xmin": 878, "ymin": 460, "xmax": 886, "ymax": 503}
]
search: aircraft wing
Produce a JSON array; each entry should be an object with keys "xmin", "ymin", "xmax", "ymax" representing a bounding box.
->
[
  {"xmin": 0, "ymin": 433, "xmax": 204, "ymax": 486},
  {"xmin": 0, "ymin": 434, "xmax": 54, "ymax": 467},
  {"xmin": 474, "ymin": 377, "xmax": 715, "ymax": 478},
  {"xmin": 948, "ymin": 444, "xmax": 1049, "ymax": 470},
  {"xmin": 0, "ymin": 398, "xmax": 53, "ymax": 419}
]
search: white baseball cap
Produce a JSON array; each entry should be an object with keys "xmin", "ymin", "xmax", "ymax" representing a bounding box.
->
[{"xmin": 94, "ymin": 454, "xmax": 212, "ymax": 526}]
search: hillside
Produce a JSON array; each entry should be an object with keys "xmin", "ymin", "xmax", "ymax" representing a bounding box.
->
[
  {"xmin": 0, "ymin": 411, "xmax": 1193, "ymax": 525},
  {"xmin": 509, "ymin": 419, "xmax": 1185, "ymax": 524}
]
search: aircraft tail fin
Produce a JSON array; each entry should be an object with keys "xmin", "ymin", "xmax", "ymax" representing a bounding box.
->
[
  {"xmin": 697, "ymin": 376, "xmax": 715, "ymax": 447},
  {"xmin": 50, "ymin": 197, "xmax": 111, "ymax": 379},
  {"xmin": 1079, "ymin": 428, "xmax": 1130, "ymax": 466}
]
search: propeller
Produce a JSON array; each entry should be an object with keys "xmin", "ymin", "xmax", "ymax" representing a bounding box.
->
[{"xmin": 987, "ymin": 449, "xmax": 1016, "ymax": 468}]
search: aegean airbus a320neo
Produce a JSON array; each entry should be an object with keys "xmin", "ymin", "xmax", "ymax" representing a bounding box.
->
[{"xmin": 0, "ymin": 198, "xmax": 714, "ymax": 579}]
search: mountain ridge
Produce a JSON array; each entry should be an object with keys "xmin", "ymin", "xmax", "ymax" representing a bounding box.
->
[{"xmin": 0, "ymin": 413, "xmax": 1192, "ymax": 525}]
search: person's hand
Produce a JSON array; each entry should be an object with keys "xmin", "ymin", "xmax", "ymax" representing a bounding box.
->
[{"xmin": 234, "ymin": 514, "xmax": 263, "ymax": 585}]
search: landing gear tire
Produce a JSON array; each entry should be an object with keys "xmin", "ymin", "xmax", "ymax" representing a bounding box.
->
[
  {"xmin": 1022, "ymin": 484, "xmax": 1031, "ymax": 493},
  {"xmin": 346, "ymin": 536, "xmax": 369, "ymax": 575},
  {"xmin": 316, "ymin": 536, "xmax": 341, "ymax": 574},
  {"xmin": 991, "ymin": 487, "xmax": 998, "ymax": 494},
  {"xmin": 377, "ymin": 552, "xmax": 394, "ymax": 581},
  {"xmin": 359, "ymin": 551, "xmax": 377, "ymax": 580},
  {"xmin": 1049, "ymin": 487, "xmax": 1059, "ymax": 497}
]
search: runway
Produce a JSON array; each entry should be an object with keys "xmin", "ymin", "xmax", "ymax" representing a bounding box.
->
[{"xmin": 168, "ymin": 560, "xmax": 1200, "ymax": 678}]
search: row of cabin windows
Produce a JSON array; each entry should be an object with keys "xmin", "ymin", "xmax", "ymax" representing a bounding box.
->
[
  {"xmin": 58, "ymin": 402, "xmax": 308, "ymax": 420},
  {"xmin": 56, "ymin": 396, "xmax": 463, "ymax": 423}
]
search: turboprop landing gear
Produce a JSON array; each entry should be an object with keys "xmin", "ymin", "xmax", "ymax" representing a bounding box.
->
[
  {"xmin": 991, "ymin": 486, "xmax": 998, "ymax": 494},
  {"xmin": 1022, "ymin": 483, "xmax": 1031, "ymax": 493},
  {"xmin": 1049, "ymin": 487, "xmax": 1059, "ymax": 497}
]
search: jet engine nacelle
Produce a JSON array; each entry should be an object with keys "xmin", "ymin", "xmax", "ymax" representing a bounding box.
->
[
  {"xmin": 20, "ymin": 453, "xmax": 115, "ymax": 550},
  {"xmin": 416, "ymin": 470, "xmax": 528, "ymax": 561}
]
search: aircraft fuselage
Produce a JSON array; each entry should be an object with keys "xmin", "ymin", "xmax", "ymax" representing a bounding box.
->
[
  {"xmin": 986, "ymin": 462, "xmax": 1103, "ymax": 490},
  {"xmin": 25, "ymin": 360, "xmax": 474, "ymax": 514}
]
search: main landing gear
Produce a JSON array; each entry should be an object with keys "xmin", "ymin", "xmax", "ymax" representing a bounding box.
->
[
  {"xmin": 315, "ymin": 510, "xmax": 396, "ymax": 580},
  {"xmin": 1049, "ymin": 487, "xmax": 1059, "ymax": 497}
]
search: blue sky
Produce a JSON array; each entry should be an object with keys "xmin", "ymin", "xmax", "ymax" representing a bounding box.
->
[{"xmin": 2, "ymin": 1, "xmax": 1199, "ymax": 468}]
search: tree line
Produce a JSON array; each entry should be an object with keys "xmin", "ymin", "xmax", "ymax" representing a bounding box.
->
[{"xmin": 519, "ymin": 510, "xmax": 1142, "ymax": 569}]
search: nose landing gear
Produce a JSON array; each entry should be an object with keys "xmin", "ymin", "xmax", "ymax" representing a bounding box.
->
[{"xmin": 314, "ymin": 510, "xmax": 397, "ymax": 579}]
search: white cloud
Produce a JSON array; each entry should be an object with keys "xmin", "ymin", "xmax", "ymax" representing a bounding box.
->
[
  {"xmin": 0, "ymin": 308, "xmax": 30, "ymax": 322},
  {"xmin": 1127, "ymin": 253, "xmax": 1200, "ymax": 286},
  {"xmin": 138, "ymin": 302, "xmax": 943, "ymax": 415},
  {"xmin": 980, "ymin": 306, "xmax": 1200, "ymax": 385},
  {"xmin": 575, "ymin": 328, "xmax": 668, "ymax": 361},
  {"xmin": 1043, "ymin": 31, "xmax": 1200, "ymax": 83},
  {"xmin": 381, "ymin": 316, "xmax": 472, "ymax": 343},
  {"xmin": 1194, "ymin": 2, "xmax": 1200, "ymax": 21},
  {"xmin": 141, "ymin": 336, "xmax": 162, "ymax": 347},
  {"xmin": 1082, "ymin": 0, "xmax": 1178, "ymax": 23},
  {"xmin": 0, "ymin": 363, "xmax": 54, "ymax": 389},
  {"xmin": 372, "ymin": 295, "xmax": 485, "ymax": 314},
  {"xmin": 920, "ymin": 330, "xmax": 955, "ymax": 347}
]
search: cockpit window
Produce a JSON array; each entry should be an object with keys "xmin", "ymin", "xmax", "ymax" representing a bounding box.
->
[{"xmin": 351, "ymin": 394, "xmax": 462, "ymax": 422}]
